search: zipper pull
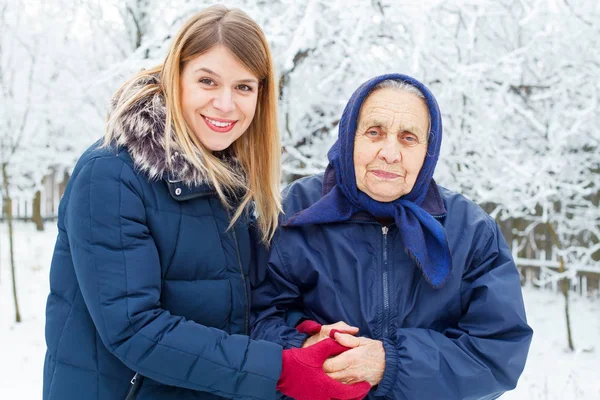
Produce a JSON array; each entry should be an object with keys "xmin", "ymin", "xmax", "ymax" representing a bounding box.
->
[
  {"xmin": 131, "ymin": 373, "xmax": 138, "ymax": 385},
  {"xmin": 382, "ymin": 226, "xmax": 389, "ymax": 235}
]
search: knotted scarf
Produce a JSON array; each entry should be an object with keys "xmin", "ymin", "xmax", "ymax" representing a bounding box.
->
[{"xmin": 287, "ymin": 74, "xmax": 452, "ymax": 288}]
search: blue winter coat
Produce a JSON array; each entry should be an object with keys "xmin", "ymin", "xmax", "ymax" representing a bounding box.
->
[
  {"xmin": 43, "ymin": 76, "xmax": 282, "ymax": 400},
  {"xmin": 251, "ymin": 172, "xmax": 533, "ymax": 400}
]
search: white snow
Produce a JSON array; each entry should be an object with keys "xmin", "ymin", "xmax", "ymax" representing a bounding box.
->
[{"xmin": 1, "ymin": 222, "xmax": 598, "ymax": 399}]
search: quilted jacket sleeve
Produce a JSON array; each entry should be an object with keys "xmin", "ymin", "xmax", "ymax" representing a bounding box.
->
[
  {"xmin": 66, "ymin": 156, "xmax": 282, "ymax": 400},
  {"xmin": 250, "ymin": 234, "xmax": 309, "ymax": 350},
  {"xmin": 374, "ymin": 222, "xmax": 533, "ymax": 400}
]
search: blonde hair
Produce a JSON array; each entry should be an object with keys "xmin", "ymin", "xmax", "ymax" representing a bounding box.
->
[{"xmin": 105, "ymin": 5, "xmax": 281, "ymax": 244}]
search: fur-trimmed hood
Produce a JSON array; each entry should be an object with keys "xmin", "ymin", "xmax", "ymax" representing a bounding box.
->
[{"xmin": 108, "ymin": 74, "xmax": 207, "ymax": 186}]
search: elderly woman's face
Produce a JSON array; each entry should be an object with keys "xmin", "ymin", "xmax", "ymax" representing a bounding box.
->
[{"xmin": 353, "ymin": 88, "xmax": 429, "ymax": 202}]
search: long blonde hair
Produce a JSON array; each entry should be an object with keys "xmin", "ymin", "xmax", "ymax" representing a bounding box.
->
[{"xmin": 105, "ymin": 5, "xmax": 281, "ymax": 244}]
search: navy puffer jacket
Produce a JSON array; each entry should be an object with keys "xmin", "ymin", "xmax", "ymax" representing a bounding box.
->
[
  {"xmin": 252, "ymin": 172, "xmax": 533, "ymax": 400},
  {"xmin": 43, "ymin": 75, "xmax": 281, "ymax": 400}
]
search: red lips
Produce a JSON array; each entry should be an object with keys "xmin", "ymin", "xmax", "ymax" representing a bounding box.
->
[{"xmin": 202, "ymin": 115, "xmax": 238, "ymax": 133}]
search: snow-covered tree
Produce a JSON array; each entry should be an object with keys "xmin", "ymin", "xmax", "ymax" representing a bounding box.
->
[
  {"xmin": 1, "ymin": 0, "xmax": 598, "ymax": 334},
  {"xmin": 0, "ymin": 0, "xmax": 46, "ymax": 321},
  {"xmin": 413, "ymin": 0, "xmax": 600, "ymax": 350}
]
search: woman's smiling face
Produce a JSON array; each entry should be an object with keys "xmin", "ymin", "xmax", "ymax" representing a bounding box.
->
[{"xmin": 180, "ymin": 45, "xmax": 260, "ymax": 152}]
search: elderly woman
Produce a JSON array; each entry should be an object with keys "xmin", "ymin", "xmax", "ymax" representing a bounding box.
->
[{"xmin": 251, "ymin": 74, "xmax": 533, "ymax": 399}]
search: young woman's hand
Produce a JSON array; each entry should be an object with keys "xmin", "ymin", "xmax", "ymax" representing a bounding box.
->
[{"xmin": 277, "ymin": 338, "xmax": 371, "ymax": 400}]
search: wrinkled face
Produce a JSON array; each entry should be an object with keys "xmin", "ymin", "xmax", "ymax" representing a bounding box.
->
[
  {"xmin": 180, "ymin": 45, "xmax": 259, "ymax": 152},
  {"xmin": 353, "ymin": 88, "xmax": 430, "ymax": 202}
]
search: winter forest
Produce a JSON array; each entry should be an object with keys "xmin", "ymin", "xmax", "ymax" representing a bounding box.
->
[{"xmin": 1, "ymin": 0, "xmax": 599, "ymax": 398}]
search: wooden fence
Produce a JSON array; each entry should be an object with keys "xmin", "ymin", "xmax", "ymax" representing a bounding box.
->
[
  {"xmin": 512, "ymin": 239, "xmax": 600, "ymax": 297},
  {"xmin": 0, "ymin": 171, "xmax": 70, "ymax": 223}
]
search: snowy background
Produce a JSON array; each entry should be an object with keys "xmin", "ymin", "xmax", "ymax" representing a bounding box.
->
[{"xmin": 1, "ymin": 0, "xmax": 599, "ymax": 398}]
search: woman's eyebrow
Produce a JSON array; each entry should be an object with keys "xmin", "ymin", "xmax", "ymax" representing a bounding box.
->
[
  {"xmin": 193, "ymin": 67, "xmax": 258, "ymax": 84},
  {"xmin": 359, "ymin": 117, "xmax": 425, "ymax": 136},
  {"xmin": 194, "ymin": 67, "xmax": 219, "ymax": 76},
  {"xmin": 236, "ymin": 78, "xmax": 259, "ymax": 84},
  {"xmin": 359, "ymin": 118, "xmax": 387, "ymax": 129}
]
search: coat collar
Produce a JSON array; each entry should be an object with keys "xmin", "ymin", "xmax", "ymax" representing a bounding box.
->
[
  {"xmin": 109, "ymin": 74, "xmax": 213, "ymax": 194},
  {"xmin": 165, "ymin": 179, "xmax": 215, "ymax": 201}
]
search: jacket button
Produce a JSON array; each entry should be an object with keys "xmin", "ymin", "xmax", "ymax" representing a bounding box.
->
[{"xmin": 175, "ymin": 188, "xmax": 182, "ymax": 196}]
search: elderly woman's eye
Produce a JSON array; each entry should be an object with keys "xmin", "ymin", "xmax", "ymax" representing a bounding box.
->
[
  {"xmin": 402, "ymin": 133, "xmax": 419, "ymax": 144},
  {"xmin": 367, "ymin": 129, "xmax": 380, "ymax": 137}
]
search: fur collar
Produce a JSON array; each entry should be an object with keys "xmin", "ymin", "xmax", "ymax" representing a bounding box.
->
[{"xmin": 108, "ymin": 74, "xmax": 207, "ymax": 186}]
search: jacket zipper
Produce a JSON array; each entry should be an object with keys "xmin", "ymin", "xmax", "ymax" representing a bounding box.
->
[
  {"xmin": 125, "ymin": 373, "xmax": 144, "ymax": 400},
  {"xmin": 382, "ymin": 226, "xmax": 390, "ymax": 338},
  {"xmin": 232, "ymin": 229, "xmax": 249, "ymax": 335},
  {"xmin": 339, "ymin": 220, "xmax": 392, "ymax": 339}
]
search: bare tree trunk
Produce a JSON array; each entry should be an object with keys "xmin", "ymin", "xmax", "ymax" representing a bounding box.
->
[
  {"xmin": 547, "ymin": 222, "xmax": 574, "ymax": 351},
  {"xmin": 2, "ymin": 163, "xmax": 22, "ymax": 323},
  {"xmin": 561, "ymin": 272, "xmax": 574, "ymax": 350},
  {"xmin": 32, "ymin": 190, "xmax": 44, "ymax": 231}
]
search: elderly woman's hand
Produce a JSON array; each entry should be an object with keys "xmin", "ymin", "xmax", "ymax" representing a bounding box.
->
[
  {"xmin": 301, "ymin": 321, "xmax": 359, "ymax": 348},
  {"xmin": 323, "ymin": 332, "xmax": 385, "ymax": 386}
]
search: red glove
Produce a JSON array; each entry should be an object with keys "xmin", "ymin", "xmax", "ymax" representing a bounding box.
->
[
  {"xmin": 277, "ymin": 338, "xmax": 371, "ymax": 400},
  {"xmin": 296, "ymin": 319, "xmax": 322, "ymax": 335}
]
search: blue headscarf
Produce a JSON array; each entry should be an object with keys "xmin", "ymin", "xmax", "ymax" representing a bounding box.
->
[{"xmin": 287, "ymin": 74, "xmax": 452, "ymax": 288}]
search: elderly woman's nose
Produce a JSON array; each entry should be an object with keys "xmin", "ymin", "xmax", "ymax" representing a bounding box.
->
[{"xmin": 378, "ymin": 142, "xmax": 402, "ymax": 163}]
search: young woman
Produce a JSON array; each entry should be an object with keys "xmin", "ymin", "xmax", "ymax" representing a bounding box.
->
[{"xmin": 42, "ymin": 6, "xmax": 369, "ymax": 400}]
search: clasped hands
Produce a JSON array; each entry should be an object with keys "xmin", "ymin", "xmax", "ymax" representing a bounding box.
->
[
  {"xmin": 276, "ymin": 319, "xmax": 385, "ymax": 400},
  {"xmin": 298, "ymin": 320, "xmax": 386, "ymax": 387}
]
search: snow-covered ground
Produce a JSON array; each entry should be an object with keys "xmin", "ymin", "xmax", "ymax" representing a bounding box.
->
[{"xmin": 1, "ymin": 222, "xmax": 599, "ymax": 399}]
